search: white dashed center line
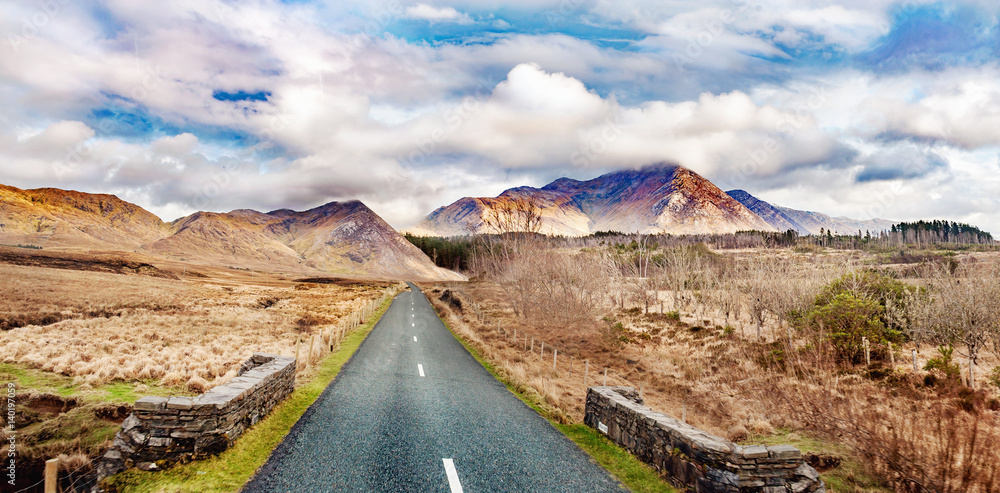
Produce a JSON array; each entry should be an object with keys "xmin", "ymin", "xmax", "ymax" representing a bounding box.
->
[
  {"xmin": 413, "ymin": 336, "xmax": 418, "ymax": 342},
  {"xmin": 443, "ymin": 459, "xmax": 463, "ymax": 493},
  {"xmin": 418, "ymin": 364, "xmax": 425, "ymax": 377}
]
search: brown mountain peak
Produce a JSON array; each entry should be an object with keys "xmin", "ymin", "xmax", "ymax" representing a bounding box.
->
[{"xmin": 410, "ymin": 163, "xmax": 775, "ymax": 236}]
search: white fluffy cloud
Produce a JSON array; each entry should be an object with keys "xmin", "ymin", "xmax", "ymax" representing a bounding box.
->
[
  {"xmin": 389, "ymin": 64, "xmax": 847, "ymax": 185},
  {"xmin": 405, "ymin": 4, "xmax": 473, "ymax": 23}
]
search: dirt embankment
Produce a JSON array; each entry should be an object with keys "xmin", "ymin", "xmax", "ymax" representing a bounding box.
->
[{"xmin": 0, "ymin": 246, "xmax": 176, "ymax": 279}]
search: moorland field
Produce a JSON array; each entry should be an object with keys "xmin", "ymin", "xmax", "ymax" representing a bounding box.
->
[{"xmin": 417, "ymin": 233, "xmax": 1000, "ymax": 493}]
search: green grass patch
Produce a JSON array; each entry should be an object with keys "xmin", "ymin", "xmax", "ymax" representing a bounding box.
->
[
  {"xmin": 20, "ymin": 405, "xmax": 122, "ymax": 452},
  {"xmin": 103, "ymin": 294, "xmax": 397, "ymax": 493},
  {"xmin": 435, "ymin": 308, "xmax": 676, "ymax": 493},
  {"xmin": 557, "ymin": 424, "xmax": 675, "ymax": 493},
  {"xmin": 0, "ymin": 363, "xmax": 190, "ymax": 403},
  {"xmin": 742, "ymin": 428, "xmax": 889, "ymax": 492}
]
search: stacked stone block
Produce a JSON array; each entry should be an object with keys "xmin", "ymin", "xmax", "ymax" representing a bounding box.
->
[
  {"xmin": 585, "ymin": 386, "xmax": 825, "ymax": 493},
  {"xmin": 98, "ymin": 353, "xmax": 295, "ymax": 478}
]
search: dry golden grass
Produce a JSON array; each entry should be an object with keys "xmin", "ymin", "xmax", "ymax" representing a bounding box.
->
[
  {"xmin": 0, "ymin": 263, "xmax": 391, "ymax": 390},
  {"xmin": 429, "ymin": 248, "xmax": 1000, "ymax": 492}
]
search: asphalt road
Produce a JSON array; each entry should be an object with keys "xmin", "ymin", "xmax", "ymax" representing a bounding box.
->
[{"xmin": 243, "ymin": 283, "xmax": 626, "ymax": 493}]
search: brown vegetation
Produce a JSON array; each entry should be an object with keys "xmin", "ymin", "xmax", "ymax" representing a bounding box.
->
[
  {"xmin": 0, "ymin": 263, "xmax": 390, "ymax": 389},
  {"xmin": 431, "ymin": 239, "xmax": 1000, "ymax": 492}
]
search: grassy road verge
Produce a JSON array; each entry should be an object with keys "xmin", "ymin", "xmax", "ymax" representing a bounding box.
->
[{"xmin": 103, "ymin": 293, "xmax": 398, "ymax": 493}]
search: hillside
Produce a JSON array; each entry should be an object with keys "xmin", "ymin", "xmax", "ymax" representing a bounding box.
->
[
  {"xmin": 0, "ymin": 184, "xmax": 170, "ymax": 249},
  {"xmin": 726, "ymin": 189, "xmax": 896, "ymax": 235},
  {"xmin": 410, "ymin": 164, "xmax": 775, "ymax": 237},
  {"xmin": 0, "ymin": 185, "xmax": 463, "ymax": 281}
]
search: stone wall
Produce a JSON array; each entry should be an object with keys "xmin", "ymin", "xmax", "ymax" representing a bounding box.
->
[
  {"xmin": 98, "ymin": 353, "xmax": 295, "ymax": 478},
  {"xmin": 585, "ymin": 386, "xmax": 825, "ymax": 493}
]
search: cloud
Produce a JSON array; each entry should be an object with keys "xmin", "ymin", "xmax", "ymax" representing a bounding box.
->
[
  {"xmin": 1, "ymin": 0, "xmax": 1000, "ymax": 234},
  {"xmin": 848, "ymin": 69, "xmax": 1000, "ymax": 150},
  {"xmin": 404, "ymin": 4, "xmax": 474, "ymax": 24},
  {"xmin": 855, "ymin": 4, "xmax": 999, "ymax": 73},
  {"xmin": 855, "ymin": 143, "xmax": 949, "ymax": 182}
]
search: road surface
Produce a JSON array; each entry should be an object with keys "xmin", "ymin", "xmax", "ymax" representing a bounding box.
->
[{"xmin": 243, "ymin": 283, "xmax": 626, "ymax": 493}]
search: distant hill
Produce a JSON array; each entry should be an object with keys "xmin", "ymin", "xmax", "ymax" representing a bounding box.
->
[
  {"xmin": 725, "ymin": 189, "xmax": 896, "ymax": 235},
  {"xmin": 409, "ymin": 164, "xmax": 776, "ymax": 237},
  {"xmin": 0, "ymin": 184, "xmax": 463, "ymax": 281},
  {"xmin": 0, "ymin": 184, "xmax": 170, "ymax": 249}
]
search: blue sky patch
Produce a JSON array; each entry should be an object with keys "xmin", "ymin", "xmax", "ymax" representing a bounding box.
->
[
  {"xmin": 212, "ymin": 90, "xmax": 272, "ymax": 102},
  {"xmin": 855, "ymin": 3, "xmax": 998, "ymax": 72},
  {"xmin": 384, "ymin": 7, "xmax": 645, "ymax": 50}
]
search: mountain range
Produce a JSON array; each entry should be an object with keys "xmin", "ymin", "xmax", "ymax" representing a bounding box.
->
[
  {"xmin": 408, "ymin": 164, "xmax": 895, "ymax": 237},
  {"xmin": 726, "ymin": 190, "xmax": 896, "ymax": 236},
  {"xmin": 0, "ymin": 184, "xmax": 463, "ymax": 281}
]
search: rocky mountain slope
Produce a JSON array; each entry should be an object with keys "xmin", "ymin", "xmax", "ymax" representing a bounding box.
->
[
  {"xmin": 726, "ymin": 190, "xmax": 896, "ymax": 235},
  {"xmin": 0, "ymin": 184, "xmax": 461, "ymax": 281},
  {"xmin": 0, "ymin": 184, "xmax": 171, "ymax": 249},
  {"xmin": 409, "ymin": 164, "xmax": 776, "ymax": 236}
]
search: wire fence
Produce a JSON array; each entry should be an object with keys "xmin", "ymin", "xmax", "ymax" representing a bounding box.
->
[
  {"xmin": 10, "ymin": 456, "xmax": 93, "ymax": 493},
  {"xmin": 292, "ymin": 283, "xmax": 406, "ymax": 373},
  {"xmin": 456, "ymin": 290, "xmax": 653, "ymax": 402}
]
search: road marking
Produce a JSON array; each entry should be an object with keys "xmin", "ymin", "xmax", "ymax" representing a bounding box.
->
[
  {"xmin": 442, "ymin": 459, "xmax": 463, "ymax": 493},
  {"xmin": 412, "ymin": 322, "xmax": 416, "ymax": 327},
  {"xmin": 413, "ymin": 336, "xmax": 418, "ymax": 342},
  {"xmin": 418, "ymin": 364, "xmax": 425, "ymax": 377}
]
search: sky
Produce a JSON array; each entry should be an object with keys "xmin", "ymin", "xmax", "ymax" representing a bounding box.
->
[{"xmin": 2, "ymin": 0, "xmax": 1000, "ymax": 233}]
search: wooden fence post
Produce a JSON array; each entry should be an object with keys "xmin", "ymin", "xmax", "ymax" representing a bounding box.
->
[
  {"xmin": 603, "ymin": 368, "xmax": 607, "ymax": 386},
  {"xmin": 912, "ymin": 349, "xmax": 918, "ymax": 372},
  {"xmin": 584, "ymin": 360, "xmax": 589, "ymax": 388},
  {"xmin": 44, "ymin": 458, "xmax": 58, "ymax": 493},
  {"xmin": 864, "ymin": 337, "xmax": 871, "ymax": 366},
  {"xmin": 553, "ymin": 349, "xmax": 558, "ymax": 371},
  {"xmin": 308, "ymin": 335, "xmax": 316, "ymax": 366}
]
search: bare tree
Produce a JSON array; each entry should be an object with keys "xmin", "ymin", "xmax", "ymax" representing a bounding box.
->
[
  {"xmin": 468, "ymin": 197, "xmax": 543, "ymax": 279},
  {"xmin": 661, "ymin": 245, "xmax": 694, "ymax": 313},
  {"xmin": 739, "ymin": 256, "xmax": 773, "ymax": 341},
  {"xmin": 482, "ymin": 197, "xmax": 542, "ymax": 238},
  {"xmin": 914, "ymin": 264, "xmax": 1000, "ymax": 388}
]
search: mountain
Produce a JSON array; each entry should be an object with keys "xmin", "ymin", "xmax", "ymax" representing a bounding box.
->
[
  {"xmin": 0, "ymin": 184, "xmax": 462, "ymax": 281},
  {"xmin": 0, "ymin": 185, "xmax": 170, "ymax": 249},
  {"xmin": 726, "ymin": 190, "xmax": 895, "ymax": 235},
  {"xmin": 409, "ymin": 164, "xmax": 776, "ymax": 237},
  {"xmin": 150, "ymin": 201, "xmax": 460, "ymax": 279}
]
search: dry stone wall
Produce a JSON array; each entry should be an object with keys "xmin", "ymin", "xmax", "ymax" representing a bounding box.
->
[
  {"xmin": 585, "ymin": 386, "xmax": 825, "ymax": 493},
  {"xmin": 97, "ymin": 353, "xmax": 295, "ymax": 478}
]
